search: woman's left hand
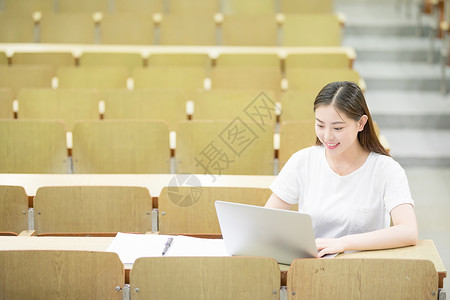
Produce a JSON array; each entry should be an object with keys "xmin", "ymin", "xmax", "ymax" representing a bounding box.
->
[{"xmin": 315, "ymin": 238, "xmax": 347, "ymax": 257}]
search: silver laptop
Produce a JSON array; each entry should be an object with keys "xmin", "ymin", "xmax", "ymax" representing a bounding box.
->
[{"xmin": 215, "ymin": 200, "xmax": 318, "ymax": 265}]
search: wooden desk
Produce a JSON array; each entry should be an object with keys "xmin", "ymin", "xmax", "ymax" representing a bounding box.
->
[{"xmin": 0, "ymin": 237, "xmax": 446, "ymax": 289}]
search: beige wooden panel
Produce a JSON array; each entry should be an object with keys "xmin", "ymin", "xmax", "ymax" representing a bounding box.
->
[
  {"xmin": 100, "ymin": 13, "xmax": 154, "ymax": 45},
  {"xmin": 282, "ymin": 14, "xmax": 341, "ymax": 47},
  {"xmin": 216, "ymin": 53, "xmax": 280, "ymax": 68},
  {"xmin": 0, "ymin": 120, "xmax": 68, "ymax": 173},
  {"xmin": 103, "ymin": 89, "xmax": 187, "ymax": 131},
  {"xmin": 287, "ymin": 258, "xmax": 438, "ymax": 300},
  {"xmin": 0, "ymin": 186, "xmax": 28, "ymax": 235},
  {"xmin": 80, "ymin": 52, "xmax": 143, "ymax": 72},
  {"xmin": 286, "ymin": 68, "xmax": 361, "ymax": 93},
  {"xmin": 285, "ymin": 53, "xmax": 350, "ymax": 69},
  {"xmin": 4, "ymin": 0, "xmax": 55, "ymax": 13},
  {"xmin": 176, "ymin": 120, "xmax": 274, "ymax": 175},
  {"xmin": 158, "ymin": 186, "xmax": 272, "ymax": 234},
  {"xmin": 133, "ymin": 66, "xmax": 206, "ymax": 96},
  {"xmin": 131, "ymin": 256, "xmax": 280, "ymax": 299},
  {"xmin": 34, "ymin": 186, "xmax": 152, "ymax": 234},
  {"xmin": 280, "ymin": 0, "xmax": 333, "ymax": 13},
  {"xmin": 12, "ymin": 52, "xmax": 75, "ymax": 74},
  {"xmin": 57, "ymin": 66, "xmax": 128, "ymax": 96},
  {"xmin": 115, "ymin": 0, "xmax": 162, "ymax": 13},
  {"xmin": 0, "ymin": 88, "xmax": 13, "ymax": 119},
  {"xmin": 222, "ymin": 0, "xmax": 276, "ymax": 14},
  {"xmin": 168, "ymin": 0, "xmax": 219, "ymax": 14},
  {"xmin": 0, "ymin": 52, "xmax": 7, "ymax": 65},
  {"xmin": 159, "ymin": 14, "xmax": 216, "ymax": 46},
  {"xmin": 0, "ymin": 65, "xmax": 53, "ymax": 98},
  {"xmin": 147, "ymin": 53, "xmax": 211, "ymax": 69},
  {"xmin": 0, "ymin": 14, "xmax": 35, "ymax": 43},
  {"xmin": 18, "ymin": 88, "xmax": 100, "ymax": 131},
  {"xmin": 279, "ymin": 121, "xmax": 316, "ymax": 170},
  {"xmin": 211, "ymin": 66, "xmax": 282, "ymax": 97},
  {"xmin": 221, "ymin": 15, "xmax": 278, "ymax": 46},
  {"xmin": 72, "ymin": 120, "xmax": 170, "ymax": 173},
  {"xmin": 40, "ymin": 13, "xmax": 95, "ymax": 44},
  {"xmin": 279, "ymin": 90, "xmax": 316, "ymax": 122},
  {"xmin": 0, "ymin": 250, "xmax": 124, "ymax": 300},
  {"xmin": 193, "ymin": 89, "xmax": 277, "ymax": 124},
  {"xmin": 58, "ymin": 0, "xmax": 110, "ymax": 12}
]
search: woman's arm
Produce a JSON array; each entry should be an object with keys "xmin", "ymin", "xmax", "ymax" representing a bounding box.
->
[
  {"xmin": 264, "ymin": 193, "xmax": 292, "ymax": 210},
  {"xmin": 316, "ymin": 203, "xmax": 418, "ymax": 257}
]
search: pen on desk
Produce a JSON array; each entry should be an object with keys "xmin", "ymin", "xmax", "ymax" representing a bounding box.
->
[{"xmin": 162, "ymin": 237, "xmax": 173, "ymax": 256}]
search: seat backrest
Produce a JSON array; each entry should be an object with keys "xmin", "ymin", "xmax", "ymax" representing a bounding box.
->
[
  {"xmin": 280, "ymin": 0, "xmax": 333, "ymax": 13},
  {"xmin": 282, "ymin": 14, "xmax": 341, "ymax": 46},
  {"xmin": 114, "ymin": 0, "xmax": 163, "ymax": 13},
  {"xmin": 279, "ymin": 121, "xmax": 316, "ymax": 170},
  {"xmin": 287, "ymin": 258, "xmax": 438, "ymax": 300},
  {"xmin": 0, "ymin": 65, "xmax": 53, "ymax": 98},
  {"xmin": 0, "ymin": 250, "xmax": 124, "ymax": 300},
  {"xmin": 72, "ymin": 120, "xmax": 171, "ymax": 173},
  {"xmin": 11, "ymin": 52, "xmax": 75, "ymax": 75},
  {"xmin": 100, "ymin": 13, "xmax": 155, "ymax": 45},
  {"xmin": 147, "ymin": 53, "xmax": 211, "ymax": 69},
  {"xmin": 3, "ymin": 0, "xmax": 55, "ymax": 14},
  {"xmin": 279, "ymin": 90, "xmax": 316, "ymax": 122},
  {"xmin": 18, "ymin": 88, "xmax": 100, "ymax": 131},
  {"xmin": 159, "ymin": 14, "xmax": 217, "ymax": 46},
  {"xmin": 216, "ymin": 53, "xmax": 280, "ymax": 68},
  {"xmin": 39, "ymin": 13, "xmax": 95, "ymax": 44},
  {"xmin": 167, "ymin": 0, "xmax": 220, "ymax": 14},
  {"xmin": 130, "ymin": 256, "xmax": 280, "ymax": 299},
  {"xmin": 0, "ymin": 120, "xmax": 68, "ymax": 173},
  {"xmin": 176, "ymin": 120, "xmax": 274, "ymax": 175},
  {"xmin": 285, "ymin": 53, "xmax": 351, "ymax": 69},
  {"xmin": 0, "ymin": 14, "xmax": 35, "ymax": 43},
  {"xmin": 0, "ymin": 87, "xmax": 13, "ymax": 119},
  {"xmin": 0, "ymin": 185, "xmax": 28, "ymax": 235},
  {"xmin": 57, "ymin": 0, "xmax": 111, "ymax": 13},
  {"xmin": 158, "ymin": 186, "xmax": 272, "ymax": 235},
  {"xmin": 79, "ymin": 52, "xmax": 143, "ymax": 73},
  {"xmin": 222, "ymin": 0, "xmax": 276, "ymax": 14},
  {"xmin": 34, "ymin": 186, "xmax": 152, "ymax": 235},
  {"xmin": 221, "ymin": 15, "xmax": 278, "ymax": 46},
  {"xmin": 103, "ymin": 89, "xmax": 187, "ymax": 131}
]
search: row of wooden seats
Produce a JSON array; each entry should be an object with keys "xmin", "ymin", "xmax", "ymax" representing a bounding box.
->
[
  {"xmin": 0, "ymin": 64, "xmax": 362, "ymax": 98},
  {"xmin": 1, "ymin": 88, "xmax": 317, "ymax": 128},
  {"xmin": 0, "ymin": 119, "xmax": 315, "ymax": 174},
  {"xmin": 0, "ymin": 0, "xmax": 334, "ymax": 14},
  {"xmin": 1, "ymin": 250, "xmax": 435, "ymax": 300},
  {"xmin": 0, "ymin": 12, "xmax": 342, "ymax": 46}
]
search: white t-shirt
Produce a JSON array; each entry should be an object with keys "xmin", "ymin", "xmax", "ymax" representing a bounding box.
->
[{"xmin": 270, "ymin": 146, "xmax": 414, "ymax": 239}]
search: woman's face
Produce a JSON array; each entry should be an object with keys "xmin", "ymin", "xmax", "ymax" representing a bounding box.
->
[{"xmin": 314, "ymin": 104, "xmax": 366, "ymax": 156}]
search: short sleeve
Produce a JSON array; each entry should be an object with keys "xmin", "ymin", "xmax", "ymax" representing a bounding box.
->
[
  {"xmin": 383, "ymin": 160, "xmax": 414, "ymax": 213},
  {"xmin": 269, "ymin": 149, "xmax": 306, "ymax": 204}
]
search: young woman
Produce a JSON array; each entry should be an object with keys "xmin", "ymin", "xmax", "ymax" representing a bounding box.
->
[{"xmin": 266, "ymin": 81, "xmax": 418, "ymax": 257}]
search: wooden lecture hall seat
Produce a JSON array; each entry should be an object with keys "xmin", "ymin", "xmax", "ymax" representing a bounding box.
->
[
  {"xmin": 130, "ymin": 256, "xmax": 280, "ymax": 299},
  {"xmin": 158, "ymin": 186, "xmax": 272, "ymax": 236},
  {"xmin": 114, "ymin": 0, "xmax": 163, "ymax": 14},
  {"xmin": 57, "ymin": 0, "xmax": 111, "ymax": 13},
  {"xmin": 0, "ymin": 185, "xmax": 28, "ymax": 236},
  {"xmin": 33, "ymin": 186, "xmax": 152, "ymax": 236},
  {"xmin": 11, "ymin": 52, "xmax": 75, "ymax": 73},
  {"xmin": 72, "ymin": 120, "xmax": 171, "ymax": 174},
  {"xmin": 0, "ymin": 88, "xmax": 13, "ymax": 119},
  {"xmin": 280, "ymin": 0, "xmax": 333, "ymax": 13},
  {"xmin": 2, "ymin": 0, "xmax": 55, "ymax": 14},
  {"xmin": 0, "ymin": 14, "xmax": 35, "ymax": 43},
  {"xmin": 285, "ymin": 52, "xmax": 351, "ymax": 69},
  {"xmin": 279, "ymin": 90, "xmax": 316, "ymax": 122},
  {"xmin": 147, "ymin": 53, "xmax": 211, "ymax": 69},
  {"xmin": 166, "ymin": 0, "xmax": 220, "ymax": 15},
  {"xmin": 38, "ymin": 13, "xmax": 96, "ymax": 44},
  {"xmin": 99, "ymin": 13, "xmax": 155, "ymax": 45},
  {"xmin": 220, "ymin": 15, "xmax": 278, "ymax": 46},
  {"xmin": 0, "ymin": 65, "xmax": 53, "ymax": 98},
  {"xmin": 0, "ymin": 120, "xmax": 68, "ymax": 174},
  {"xmin": 222, "ymin": 0, "xmax": 276, "ymax": 14},
  {"xmin": 215, "ymin": 53, "xmax": 281, "ymax": 68},
  {"xmin": 79, "ymin": 52, "xmax": 144, "ymax": 72},
  {"xmin": 0, "ymin": 250, "xmax": 125, "ymax": 299}
]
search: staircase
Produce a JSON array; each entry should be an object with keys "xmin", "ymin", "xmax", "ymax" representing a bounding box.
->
[{"xmin": 335, "ymin": 0, "xmax": 450, "ymax": 167}]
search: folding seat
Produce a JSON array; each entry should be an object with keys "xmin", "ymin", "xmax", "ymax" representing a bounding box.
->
[
  {"xmin": 34, "ymin": 186, "xmax": 153, "ymax": 235},
  {"xmin": 0, "ymin": 88, "xmax": 14, "ymax": 119},
  {"xmin": 0, "ymin": 14, "xmax": 35, "ymax": 43},
  {"xmin": 3, "ymin": 0, "xmax": 55, "ymax": 14},
  {"xmin": 114, "ymin": 0, "xmax": 163, "ymax": 14},
  {"xmin": 166, "ymin": 0, "xmax": 220, "ymax": 15},
  {"xmin": 39, "ymin": 13, "xmax": 95, "ymax": 44},
  {"xmin": 0, "ymin": 186, "xmax": 28, "ymax": 236},
  {"xmin": 158, "ymin": 14, "xmax": 217, "ymax": 45},
  {"xmin": 57, "ymin": 0, "xmax": 111, "ymax": 13},
  {"xmin": 222, "ymin": 0, "xmax": 276, "ymax": 14},
  {"xmin": 216, "ymin": 53, "xmax": 280, "ymax": 68},
  {"xmin": 79, "ymin": 52, "xmax": 143, "ymax": 75},
  {"xmin": 0, "ymin": 120, "xmax": 68, "ymax": 173},
  {"xmin": 72, "ymin": 120, "xmax": 171, "ymax": 173},
  {"xmin": 99, "ymin": 13, "xmax": 155, "ymax": 45},
  {"xmin": 221, "ymin": 15, "xmax": 278, "ymax": 46},
  {"xmin": 103, "ymin": 89, "xmax": 187, "ymax": 130},
  {"xmin": 12, "ymin": 52, "xmax": 75, "ymax": 74},
  {"xmin": 280, "ymin": 0, "xmax": 333, "ymax": 13},
  {"xmin": 175, "ymin": 120, "xmax": 274, "ymax": 175},
  {"xmin": 18, "ymin": 88, "xmax": 100, "ymax": 131},
  {"xmin": 282, "ymin": 14, "xmax": 342, "ymax": 46},
  {"xmin": 0, "ymin": 65, "xmax": 53, "ymax": 98}
]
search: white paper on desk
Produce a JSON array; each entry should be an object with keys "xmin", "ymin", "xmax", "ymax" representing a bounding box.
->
[{"xmin": 106, "ymin": 232, "xmax": 230, "ymax": 264}]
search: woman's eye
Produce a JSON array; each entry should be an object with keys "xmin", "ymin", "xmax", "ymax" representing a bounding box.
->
[{"xmin": 335, "ymin": 127, "xmax": 343, "ymax": 131}]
